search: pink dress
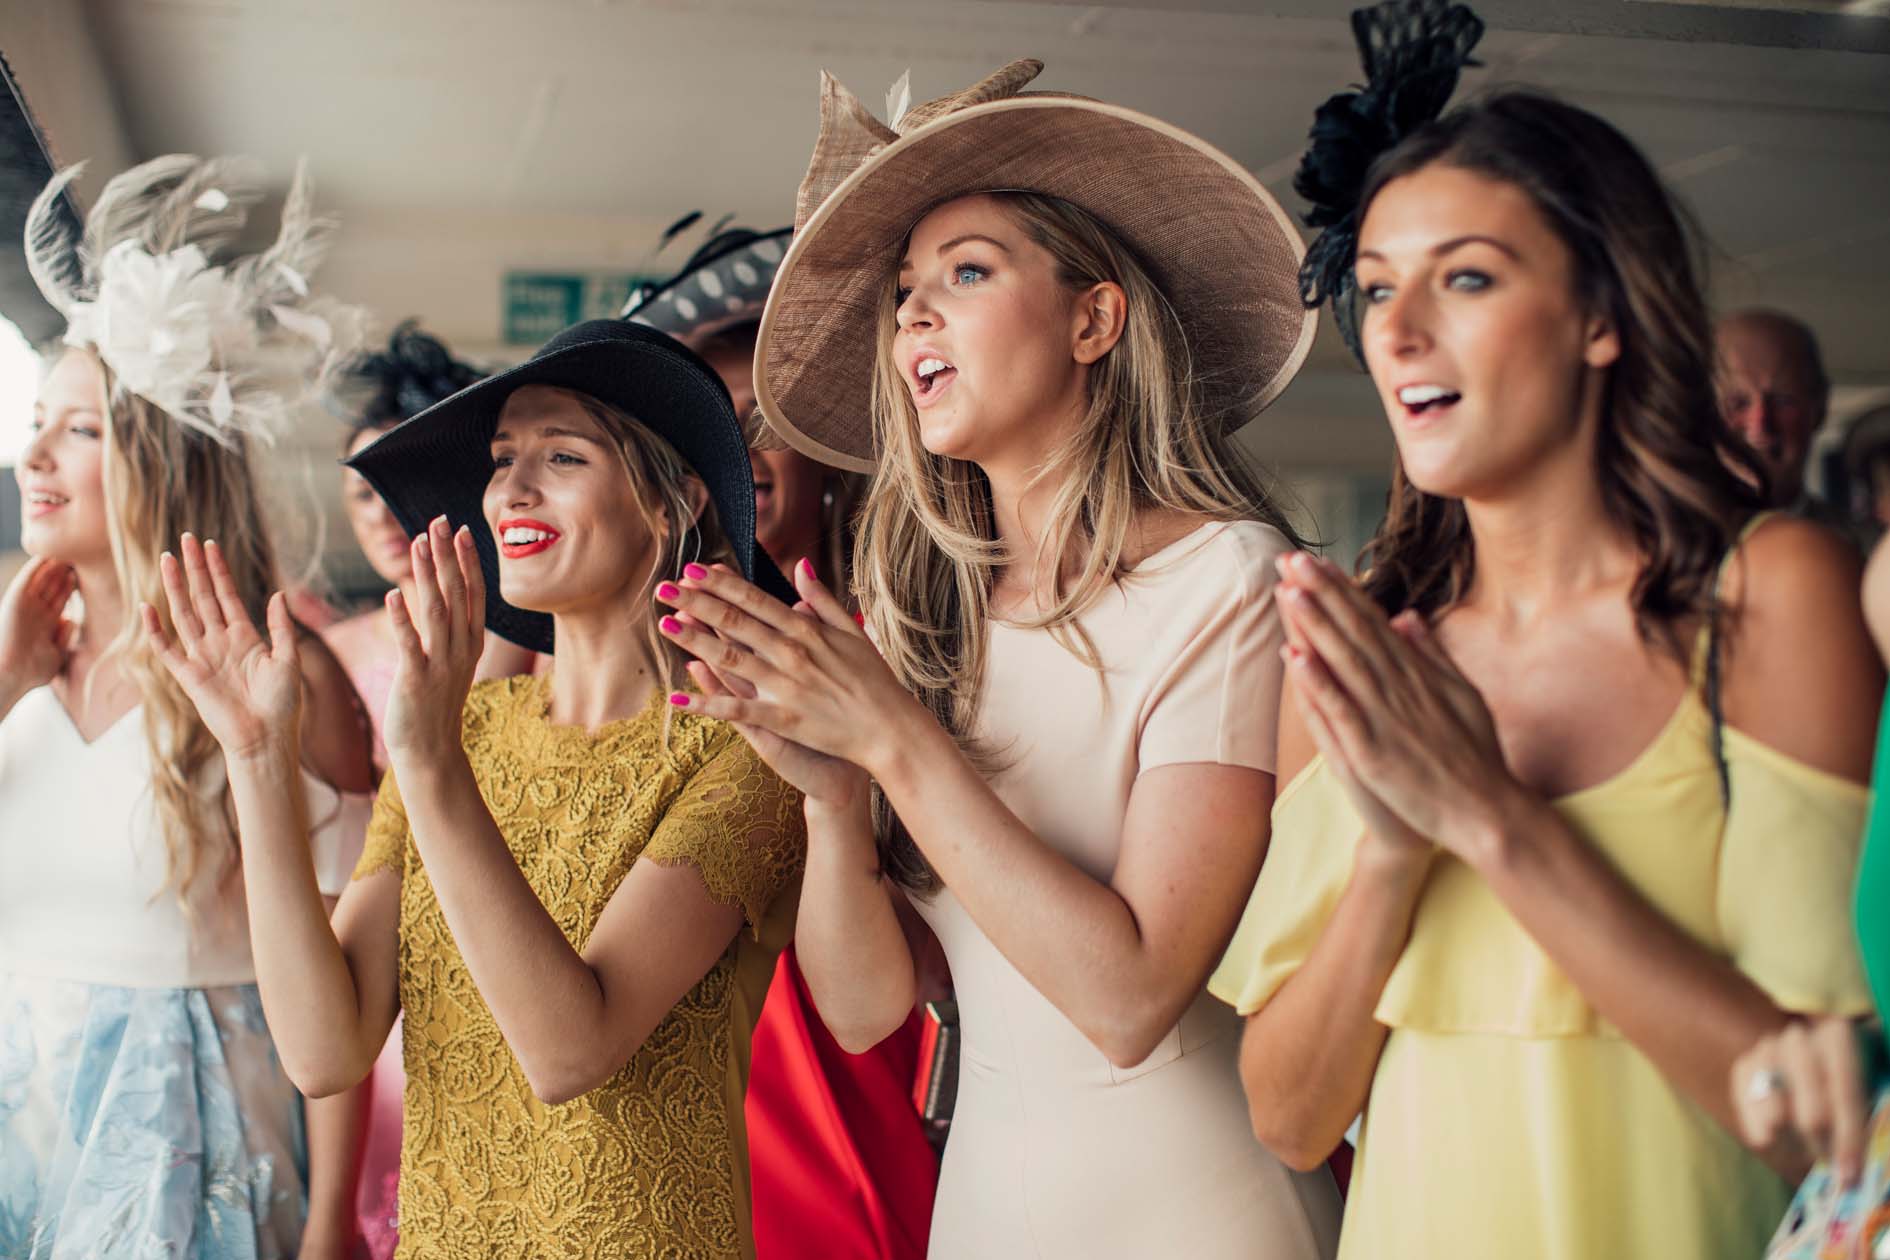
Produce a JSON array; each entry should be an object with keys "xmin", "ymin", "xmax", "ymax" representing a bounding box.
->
[
  {"xmin": 327, "ymin": 646, "xmax": 402, "ymax": 1260},
  {"xmin": 912, "ymin": 521, "xmax": 1342, "ymax": 1258}
]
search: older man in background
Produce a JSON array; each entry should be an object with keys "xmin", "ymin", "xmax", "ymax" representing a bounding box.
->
[{"xmin": 1716, "ymin": 307, "xmax": 1831, "ymax": 509}]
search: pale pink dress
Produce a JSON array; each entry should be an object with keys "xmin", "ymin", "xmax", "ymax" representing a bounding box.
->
[{"xmin": 911, "ymin": 521, "xmax": 1342, "ymax": 1258}]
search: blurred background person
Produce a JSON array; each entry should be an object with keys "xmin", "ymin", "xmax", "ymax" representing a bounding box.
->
[{"xmin": 1716, "ymin": 308, "xmax": 1831, "ymax": 511}]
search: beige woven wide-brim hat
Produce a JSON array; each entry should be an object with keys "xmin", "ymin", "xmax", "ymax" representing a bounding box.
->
[{"xmin": 754, "ymin": 59, "xmax": 1316, "ymax": 473}]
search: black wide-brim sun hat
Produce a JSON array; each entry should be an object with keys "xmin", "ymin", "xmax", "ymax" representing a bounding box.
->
[{"xmin": 346, "ymin": 319, "xmax": 795, "ymax": 653}]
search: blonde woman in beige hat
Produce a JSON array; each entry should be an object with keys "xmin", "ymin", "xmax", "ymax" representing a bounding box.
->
[{"xmin": 655, "ymin": 60, "xmax": 1342, "ymax": 1258}]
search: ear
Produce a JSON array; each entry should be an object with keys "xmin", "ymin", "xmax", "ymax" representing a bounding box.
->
[
  {"xmin": 1071, "ymin": 281, "xmax": 1128, "ymax": 366},
  {"xmin": 1582, "ymin": 307, "xmax": 1621, "ymax": 371},
  {"xmin": 679, "ymin": 475, "xmax": 711, "ymax": 526}
]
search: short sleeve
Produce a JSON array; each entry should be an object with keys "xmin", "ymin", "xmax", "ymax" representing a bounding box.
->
[
  {"xmin": 641, "ymin": 728, "xmax": 806, "ymax": 936},
  {"xmin": 1137, "ymin": 525, "xmax": 1289, "ymax": 774},
  {"xmin": 1717, "ymin": 729, "xmax": 1874, "ymax": 1015},
  {"xmin": 351, "ymin": 765, "xmax": 411, "ymax": 882},
  {"xmin": 1209, "ymin": 760, "xmax": 1360, "ymax": 1014}
]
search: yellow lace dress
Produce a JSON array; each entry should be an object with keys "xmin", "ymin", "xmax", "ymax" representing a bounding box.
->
[{"xmin": 352, "ymin": 675, "xmax": 804, "ymax": 1259}]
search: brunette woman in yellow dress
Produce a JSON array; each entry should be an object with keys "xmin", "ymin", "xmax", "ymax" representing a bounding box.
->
[
  {"xmin": 1210, "ymin": 5, "xmax": 1882, "ymax": 1258},
  {"xmin": 143, "ymin": 321, "xmax": 806, "ymax": 1259}
]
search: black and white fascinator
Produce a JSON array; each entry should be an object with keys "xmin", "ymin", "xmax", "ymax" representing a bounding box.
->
[
  {"xmin": 621, "ymin": 213, "xmax": 790, "ymax": 343},
  {"xmin": 1296, "ymin": 0, "xmax": 1485, "ymax": 363}
]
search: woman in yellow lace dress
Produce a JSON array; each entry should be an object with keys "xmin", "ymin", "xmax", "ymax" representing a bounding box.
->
[{"xmin": 142, "ymin": 321, "xmax": 807, "ymax": 1258}]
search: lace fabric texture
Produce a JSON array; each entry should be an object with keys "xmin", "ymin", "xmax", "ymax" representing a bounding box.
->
[{"xmin": 353, "ymin": 676, "xmax": 804, "ymax": 1259}]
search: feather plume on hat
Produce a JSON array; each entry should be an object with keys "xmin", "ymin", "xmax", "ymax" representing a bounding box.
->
[{"xmin": 24, "ymin": 155, "xmax": 366, "ymax": 446}]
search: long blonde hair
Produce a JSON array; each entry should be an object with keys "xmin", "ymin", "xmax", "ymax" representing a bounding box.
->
[
  {"xmin": 855, "ymin": 192, "xmax": 1299, "ymax": 891},
  {"xmin": 568, "ymin": 391, "xmax": 736, "ymax": 732},
  {"xmin": 92, "ymin": 353, "xmax": 282, "ymax": 900}
]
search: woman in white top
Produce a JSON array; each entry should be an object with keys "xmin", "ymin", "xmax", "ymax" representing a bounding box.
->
[{"xmin": 0, "ymin": 158, "xmax": 373, "ymax": 1259}]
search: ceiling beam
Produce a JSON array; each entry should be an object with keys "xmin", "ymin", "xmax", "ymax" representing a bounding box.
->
[{"xmin": 1028, "ymin": 1, "xmax": 1890, "ymax": 54}]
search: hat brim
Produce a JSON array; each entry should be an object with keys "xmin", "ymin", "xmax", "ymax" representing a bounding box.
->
[
  {"xmin": 755, "ymin": 97, "xmax": 1316, "ymax": 473},
  {"xmin": 347, "ymin": 320, "xmax": 795, "ymax": 654}
]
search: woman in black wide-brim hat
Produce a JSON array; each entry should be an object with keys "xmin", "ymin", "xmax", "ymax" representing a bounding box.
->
[{"xmin": 146, "ymin": 319, "xmax": 807, "ymax": 1259}]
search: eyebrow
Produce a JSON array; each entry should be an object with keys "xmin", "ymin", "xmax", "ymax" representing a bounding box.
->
[
  {"xmin": 898, "ymin": 232, "xmax": 1013, "ymax": 272},
  {"xmin": 490, "ymin": 424, "xmax": 607, "ymax": 445},
  {"xmin": 1357, "ymin": 234, "xmax": 1522, "ymax": 264}
]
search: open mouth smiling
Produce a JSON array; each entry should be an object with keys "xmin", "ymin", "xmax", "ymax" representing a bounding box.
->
[{"xmin": 497, "ymin": 517, "xmax": 561, "ymax": 559}]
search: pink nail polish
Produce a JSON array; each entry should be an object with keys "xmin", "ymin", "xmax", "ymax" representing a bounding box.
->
[
  {"xmin": 659, "ymin": 616, "xmax": 682, "ymax": 634},
  {"xmin": 683, "ymin": 563, "xmax": 708, "ymax": 581},
  {"xmin": 798, "ymin": 557, "xmax": 815, "ymax": 577},
  {"xmin": 656, "ymin": 582, "xmax": 680, "ymax": 600},
  {"xmin": 668, "ymin": 692, "xmax": 691, "ymax": 707}
]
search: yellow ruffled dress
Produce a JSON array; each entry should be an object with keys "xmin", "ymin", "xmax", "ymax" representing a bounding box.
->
[{"xmin": 1212, "ymin": 633, "xmax": 1872, "ymax": 1258}]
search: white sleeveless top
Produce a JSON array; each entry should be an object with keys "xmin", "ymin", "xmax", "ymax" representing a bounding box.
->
[{"xmin": 0, "ymin": 686, "xmax": 369, "ymax": 988}]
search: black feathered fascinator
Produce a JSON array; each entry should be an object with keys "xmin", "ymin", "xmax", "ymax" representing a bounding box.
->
[
  {"xmin": 339, "ymin": 320, "xmax": 484, "ymax": 430},
  {"xmin": 1297, "ymin": 0, "xmax": 1485, "ymax": 363}
]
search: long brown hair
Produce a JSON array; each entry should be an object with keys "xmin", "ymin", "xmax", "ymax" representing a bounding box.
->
[
  {"xmin": 1352, "ymin": 93, "xmax": 1766, "ymax": 647},
  {"xmin": 855, "ymin": 191, "xmax": 1300, "ymax": 892}
]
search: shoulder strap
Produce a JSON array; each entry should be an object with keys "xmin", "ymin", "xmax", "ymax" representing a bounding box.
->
[{"xmin": 1700, "ymin": 511, "xmax": 1779, "ymax": 808}]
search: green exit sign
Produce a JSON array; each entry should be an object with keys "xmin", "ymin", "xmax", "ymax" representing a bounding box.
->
[{"xmin": 503, "ymin": 272, "xmax": 654, "ymax": 344}]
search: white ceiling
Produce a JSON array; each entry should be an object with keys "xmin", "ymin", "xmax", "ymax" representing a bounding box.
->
[
  {"xmin": 53, "ymin": 0, "xmax": 1890, "ymax": 376},
  {"xmin": 6, "ymin": 0, "xmax": 1889, "ymax": 577}
]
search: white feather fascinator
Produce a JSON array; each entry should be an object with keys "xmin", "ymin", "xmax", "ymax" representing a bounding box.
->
[{"xmin": 24, "ymin": 155, "xmax": 366, "ymax": 446}]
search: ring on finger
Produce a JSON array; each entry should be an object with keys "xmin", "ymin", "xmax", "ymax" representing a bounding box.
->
[{"xmin": 1745, "ymin": 1066, "xmax": 1788, "ymax": 1103}]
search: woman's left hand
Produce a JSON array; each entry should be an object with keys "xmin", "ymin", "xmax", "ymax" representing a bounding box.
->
[
  {"xmin": 656, "ymin": 559, "xmax": 922, "ymax": 776},
  {"xmin": 382, "ymin": 516, "xmax": 486, "ymax": 762},
  {"xmin": 1732, "ymin": 1015, "xmax": 1875, "ymax": 1184},
  {"xmin": 1275, "ymin": 552, "xmax": 1521, "ymax": 860}
]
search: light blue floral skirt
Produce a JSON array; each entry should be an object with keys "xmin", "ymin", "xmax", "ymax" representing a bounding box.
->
[{"xmin": 0, "ymin": 974, "xmax": 307, "ymax": 1259}]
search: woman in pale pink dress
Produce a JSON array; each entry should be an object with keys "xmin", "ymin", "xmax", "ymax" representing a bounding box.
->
[{"xmin": 321, "ymin": 323, "xmax": 537, "ymax": 1257}]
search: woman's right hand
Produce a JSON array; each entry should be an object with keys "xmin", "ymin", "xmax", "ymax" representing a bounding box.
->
[
  {"xmin": 1275, "ymin": 568, "xmax": 1433, "ymax": 875},
  {"xmin": 0, "ymin": 555, "xmax": 77, "ymax": 701},
  {"xmin": 685, "ymin": 651, "xmax": 871, "ymax": 809},
  {"xmin": 142, "ymin": 533, "xmax": 304, "ymax": 762}
]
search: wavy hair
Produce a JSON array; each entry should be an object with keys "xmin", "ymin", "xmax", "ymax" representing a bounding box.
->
[
  {"xmin": 854, "ymin": 192, "xmax": 1300, "ymax": 892},
  {"xmin": 1352, "ymin": 92, "xmax": 1767, "ymax": 648},
  {"xmin": 89, "ymin": 352, "xmax": 283, "ymax": 901}
]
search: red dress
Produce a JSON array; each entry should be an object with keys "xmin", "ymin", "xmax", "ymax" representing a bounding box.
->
[{"xmin": 745, "ymin": 944, "xmax": 938, "ymax": 1260}]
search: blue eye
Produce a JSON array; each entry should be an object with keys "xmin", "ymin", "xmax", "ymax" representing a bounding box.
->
[
  {"xmin": 551, "ymin": 451, "xmax": 585, "ymax": 466},
  {"xmin": 1360, "ymin": 282, "xmax": 1393, "ymax": 305},
  {"xmin": 1446, "ymin": 269, "xmax": 1492, "ymax": 293},
  {"xmin": 952, "ymin": 263, "xmax": 987, "ymax": 286}
]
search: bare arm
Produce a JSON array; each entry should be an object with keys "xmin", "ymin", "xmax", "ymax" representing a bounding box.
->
[
  {"xmin": 1467, "ymin": 521, "xmax": 1878, "ymax": 1150},
  {"xmin": 145, "ymin": 536, "xmax": 402, "ymax": 1097},
  {"xmin": 1274, "ymin": 528, "xmax": 1879, "ymax": 1165},
  {"xmin": 391, "ymin": 746, "xmax": 751, "ymax": 1104},
  {"xmin": 377, "ymin": 518, "xmax": 779, "ymax": 1105},
  {"xmin": 791, "ymin": 791, "xmax": 921, "ymax": 1052},
  {"xmin": 872, "ymin": 718, "xmax": 1273, "ymax": 1068},
  {"xmin": 661, "ymin": 559, "xmax": 1276, "ymax": 1068},
  {"xmin": 1234, "ymin": 673, "xmax": 1430, "ymax": 1170}
]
